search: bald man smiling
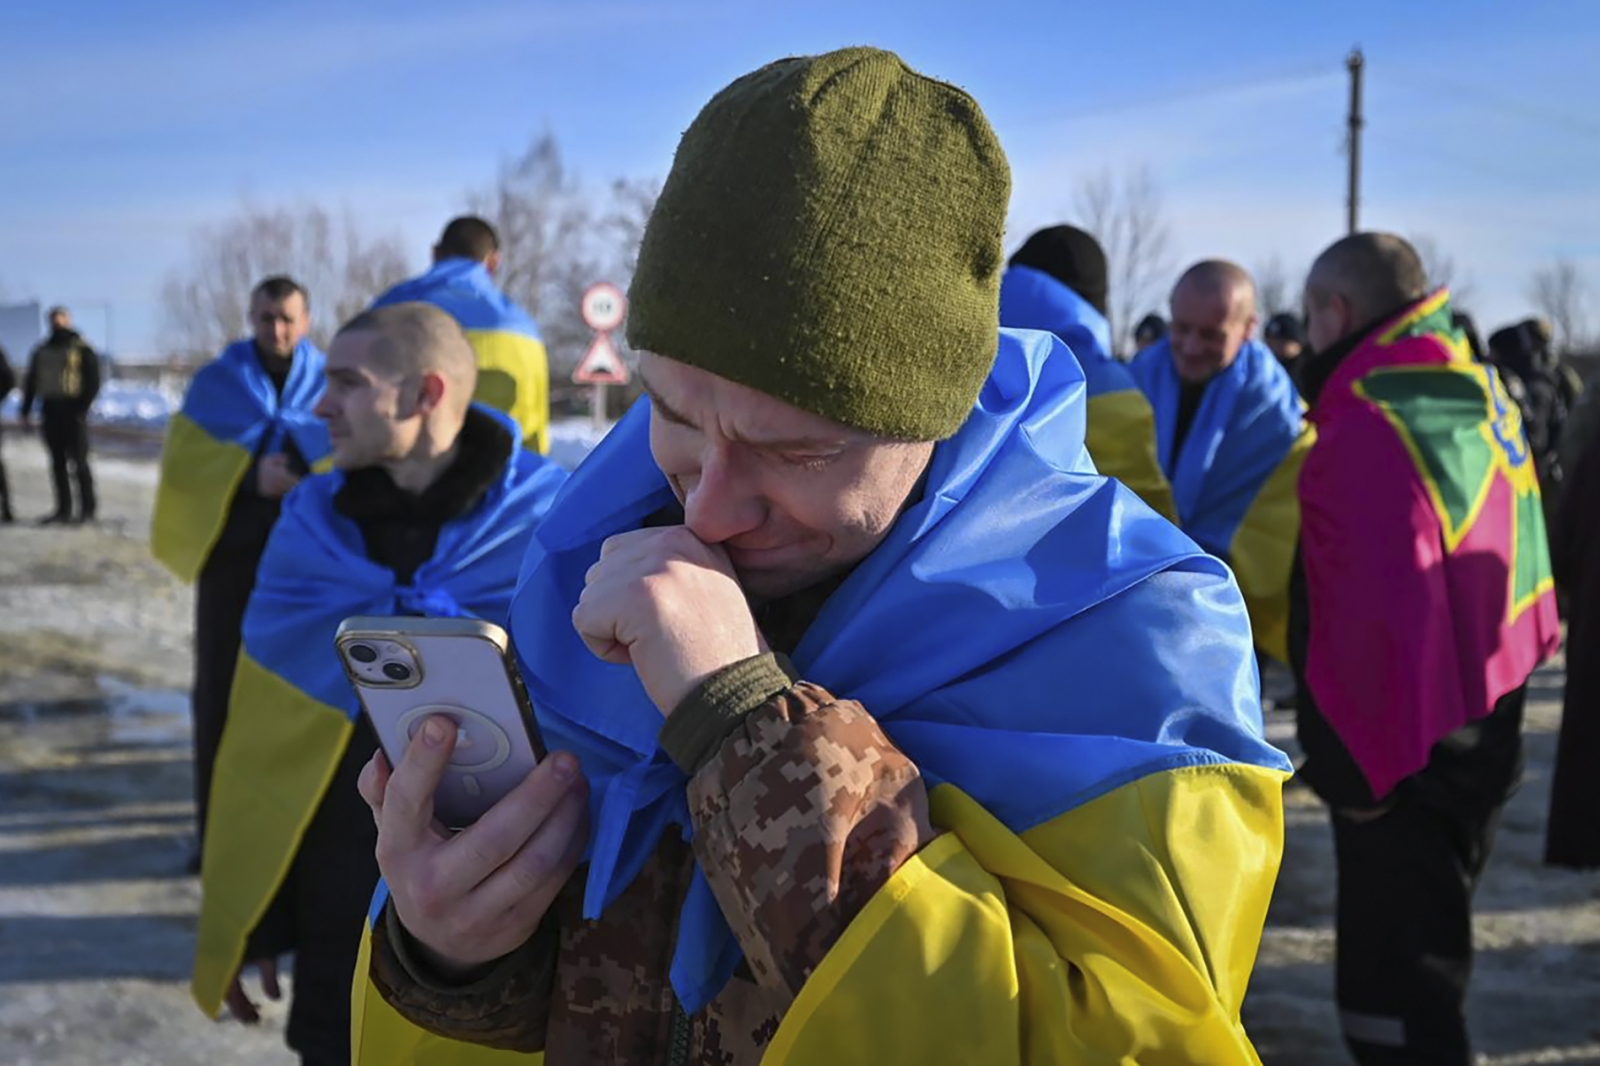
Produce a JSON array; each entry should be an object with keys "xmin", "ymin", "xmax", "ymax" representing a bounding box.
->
[{"xmin": 1129, "ymin": 260, "xmax": 1314, "ymax": 663}]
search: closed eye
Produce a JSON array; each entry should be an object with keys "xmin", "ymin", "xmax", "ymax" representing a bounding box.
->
[{"xmin": 774, "ymin": 450, "xmax": 842, "ymax": 470}]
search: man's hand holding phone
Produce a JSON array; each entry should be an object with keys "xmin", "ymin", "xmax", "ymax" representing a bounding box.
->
[{"xmin": 359, "ymin": 716, "xmax": 590, "ymax": 978}]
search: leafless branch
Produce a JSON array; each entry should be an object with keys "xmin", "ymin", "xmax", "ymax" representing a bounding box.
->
[
  {"xmin": 1527, "ymin": 259, "xmax": 1592, "ymax": 355},
  {"xmin": 1072, "ymin": 165, "xmax": 1175, "ymax": 356},
  {"xmin": 159, "ymin": 201, "xmax": 411, "ymax": 358},
  {"xmin": 1408, "ymin": 234, "xmax": 1475, "ymax": 308},
  {"xmin": 1254, "ymin": 256, "xmax": 1299, "ymax": 318},
  {"xmin": 467, "ymin": 134, "xmax": 659, "ymax": 375}
]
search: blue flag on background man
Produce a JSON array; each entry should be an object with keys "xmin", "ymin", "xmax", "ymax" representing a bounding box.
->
[
  {"xmin": 1130, "ymin": 337, "xmax": 1313, "ymax": 660},
  {"xmin": 150, "ymin": 339, "xmax": 330, "ymax": 582},
  {"xmin": 372, "ymin": 260, "xmax": 551, "ymax": 454},
  {"xmin": 999, "ymin": 264, "xmax": 1177, "ymax": 521}
]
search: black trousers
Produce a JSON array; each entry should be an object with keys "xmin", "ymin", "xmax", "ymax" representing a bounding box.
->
[
  {"xmin": 0, "ymin": 420, "xmax": 12, "ymax": 518},
  {"xmin": 242, "ymin": 722, "xmax": 380, "ymax": 1066},
  {"xmin": 1331, "ymin": 689, "xmax": 1524, "ymax": 1065},
  {"xmin": 41, "ymin": 403, "xmax": 93, "ymax": 520},
  {"xmin": 191, "ymin": 542, "xmax": 269, "ymax": 844}
]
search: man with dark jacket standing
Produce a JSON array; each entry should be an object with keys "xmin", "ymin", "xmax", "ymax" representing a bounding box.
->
[
  {"xmin": 21, "ymin": 306, "xmax": 100, "ymax": 524},
  {"xmin": 1295, "ymin": 232, "xmax": 1560, "ymax": 1064},
  {"xmin": 0, "ymin": 342, "xmax": 15, "ymax": 523}
]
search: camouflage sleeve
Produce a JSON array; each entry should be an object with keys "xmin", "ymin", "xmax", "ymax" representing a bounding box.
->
[
  {"xmin": 678, "ymin": 675, "xmax": 938, "ymax": 1004},
  {"xmin": 368, "ymin": 898, "xmax": 560, "ymax": 1052}
]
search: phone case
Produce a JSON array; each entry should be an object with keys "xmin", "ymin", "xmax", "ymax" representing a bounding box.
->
[{"xmin": 335, "ymin": 616, "xmax": 545, "ymax": 829}]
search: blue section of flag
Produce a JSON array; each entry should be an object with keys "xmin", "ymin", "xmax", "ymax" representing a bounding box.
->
[
  {"xmin": 243, "ymin": 408, "xmax": 567, "ymax": 715},
  {"xmin": 370, "ymin": 259, "xmax": 541, "ymax": 340},
  {"xmin": 182, "ymin": 338, "xmax": 331, "ymax": 462},
  {"xmin": 998, "ymin": 264, "xmax": 1135, "ymax": 400},
  {"xmin": 1129, "ymin": 337, "xmax": 1303, "ymax": 559}
]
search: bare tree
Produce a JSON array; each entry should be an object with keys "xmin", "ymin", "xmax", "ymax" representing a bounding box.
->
[
  {"xmin": 467, "ymin": 133, "xmax": 663, "ymax": 379},
  {"xmin": 1073, "ymin": 166, "xmax": 1176, "ymax": 357},
  {"xmin": 601, "ymin": 176, "xmax": 660, "ymax": 284},
  {"xmin": 160, "ymin": 202, "xmax": 409, "ymax": 358},
  {"xmin": 1528, "ymin": 259, "xmax": 1592, "ymax": 354},
  {"xmin": 1408, "ymin": 234, "xmax": 1475, "ymax": 308},
  {"xmin": 468, "ymin": 133, "xmax": 599, "ymax": 375},
  {"xmin": 1253, "ymin": 256, "xmax": 1299, "ymax": 318}
]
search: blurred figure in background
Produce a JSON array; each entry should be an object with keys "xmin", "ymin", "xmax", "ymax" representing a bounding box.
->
[
  {"xmin": 21, "ymin": 306, "xmax": 100, "ymax": 524},
  {"xmin": 1264, "ymin": 311, "xmax": 1308, "ymax": 391},
  {"xmin": 1558, "ymin": 366, "xmax": 1600, "ymax": 489},
  {"xmin": 0, "ymin": 342, "xmax": 14, "ymax": 523},
  {"xmin": 1132, "ymin": 311, "xmax": 1167, "ymax": 354},
  {"xmin": 1295, "ymin": 232, "xmax": 1560, "ymax": 1064},
  {"xmin": 1000, "ymin": 224, "xmax": 1177, "ymax": 520},
  {"xmin": 370, "ymin": 216, "xmax": 552, "ymax": 454},
  {"xmin": 1546, "ymin": 417, "xmax": 1600, "ymax": 871}
]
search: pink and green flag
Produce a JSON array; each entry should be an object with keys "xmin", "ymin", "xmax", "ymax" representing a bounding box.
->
[{"xmin": 1299, "ymin": 291, "xmax": 1560, "ymax": 799}]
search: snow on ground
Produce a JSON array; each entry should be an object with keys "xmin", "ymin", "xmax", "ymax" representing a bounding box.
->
[
  {"xmin": 1, "ymin": 379, "xmax": 616, "ymax": 469},
  {"xmin": 0, "ymin": 381, "xmax": 183, "ymax": 429}
]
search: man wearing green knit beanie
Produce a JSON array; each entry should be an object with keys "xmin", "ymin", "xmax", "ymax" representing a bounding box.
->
[{"xmin": 360, "ymin": 46, "xmax": 1287, "ymax": 1066}]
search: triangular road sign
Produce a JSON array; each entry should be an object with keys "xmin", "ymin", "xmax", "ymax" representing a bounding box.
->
[{"xmin": 572, "ymin": 332, "xmax": 630, "ymax": 385}]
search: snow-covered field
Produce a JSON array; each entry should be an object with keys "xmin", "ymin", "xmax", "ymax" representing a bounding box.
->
[
  {"xmin": 0, "ymin": 380, "xmax": 184, "ymax": 430},
  {"xmin": 0, "ymin": 381, "xmax": 615, "ymax": 471}
]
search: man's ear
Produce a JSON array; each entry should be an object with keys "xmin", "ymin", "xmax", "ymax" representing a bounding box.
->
[
  {"xmin": 413, "ymin": 371, "xmax": 447, "ymax": 417},
  {"xmin": 1333, "ymin": 293, "xmax": 1355, "ymax": 337},
  {"xmin": 485, "ymin": 250, "xmax": 502, "ymax": 276}
]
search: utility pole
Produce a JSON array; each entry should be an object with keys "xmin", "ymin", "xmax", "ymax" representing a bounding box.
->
[{"xmin": 1346, "ymin": 47, "xmax": 1365, "ymax": 235}]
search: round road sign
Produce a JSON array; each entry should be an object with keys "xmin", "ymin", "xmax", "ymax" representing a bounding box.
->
[{"xmin": 581, "ymin": 282, "xmax": 627, "ymax": 333}]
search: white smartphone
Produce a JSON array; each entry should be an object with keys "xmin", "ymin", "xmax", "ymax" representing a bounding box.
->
[{"xmin": 335, "ymin": 616, "xmax": 545, "ymax": 830}]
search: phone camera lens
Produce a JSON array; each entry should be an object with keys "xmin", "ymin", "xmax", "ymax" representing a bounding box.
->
[
  {"xmin": 348, "ymin": 644, "xmax": 378, "ymax": 664},
  {"xmin": 382, "ymin": 661, "xmax": 413, "ymax": 683}
]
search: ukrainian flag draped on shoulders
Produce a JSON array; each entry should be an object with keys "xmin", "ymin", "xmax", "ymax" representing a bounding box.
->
[
  {"xmin": 193, "ymin": 415, "xmax": 567, "ymax": 1022},
  {"xmin": 999, "ymin": 264, "xmax": 1178, "ymax": 522},
  {"xmin": 357, "ymin": 328, "xmax": 1293, "ymax": 1062},
  {"xmin": 372, "ymin": 259, "xmax": 551, "ymax": 454},
  {"xmin": 1299, "ymin": 290, "xmax": 1561, "ymax": 799},
  {"xmin": 1130, "ymin": 336, "xmax": 1313, "ymax": 662},
  {"xmin": 150, "ymin": 339, "xmax": 330, "ymax": 583}
]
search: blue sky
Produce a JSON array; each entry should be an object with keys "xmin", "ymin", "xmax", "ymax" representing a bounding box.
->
[{"xmin": 3, "ymin": 0, "xmax": 1597, "ymax": 356}]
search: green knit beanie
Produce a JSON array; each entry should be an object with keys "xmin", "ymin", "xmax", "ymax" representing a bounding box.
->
[{"xmin": 626, "ymin": 46, "xmax": 1012, "ymax": 441}]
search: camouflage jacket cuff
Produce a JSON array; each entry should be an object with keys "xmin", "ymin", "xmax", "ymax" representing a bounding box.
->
[
  {"xmin": 686, "ymin": 684, "xmax": 937, "ymax": 1002},
  {"xmin": 369, "ymin": 898, "xmax": 558, "ymax": 1052},
  {"xmin": 660, "ymin": 652, "xmax": 798, "ymax": 775}
]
